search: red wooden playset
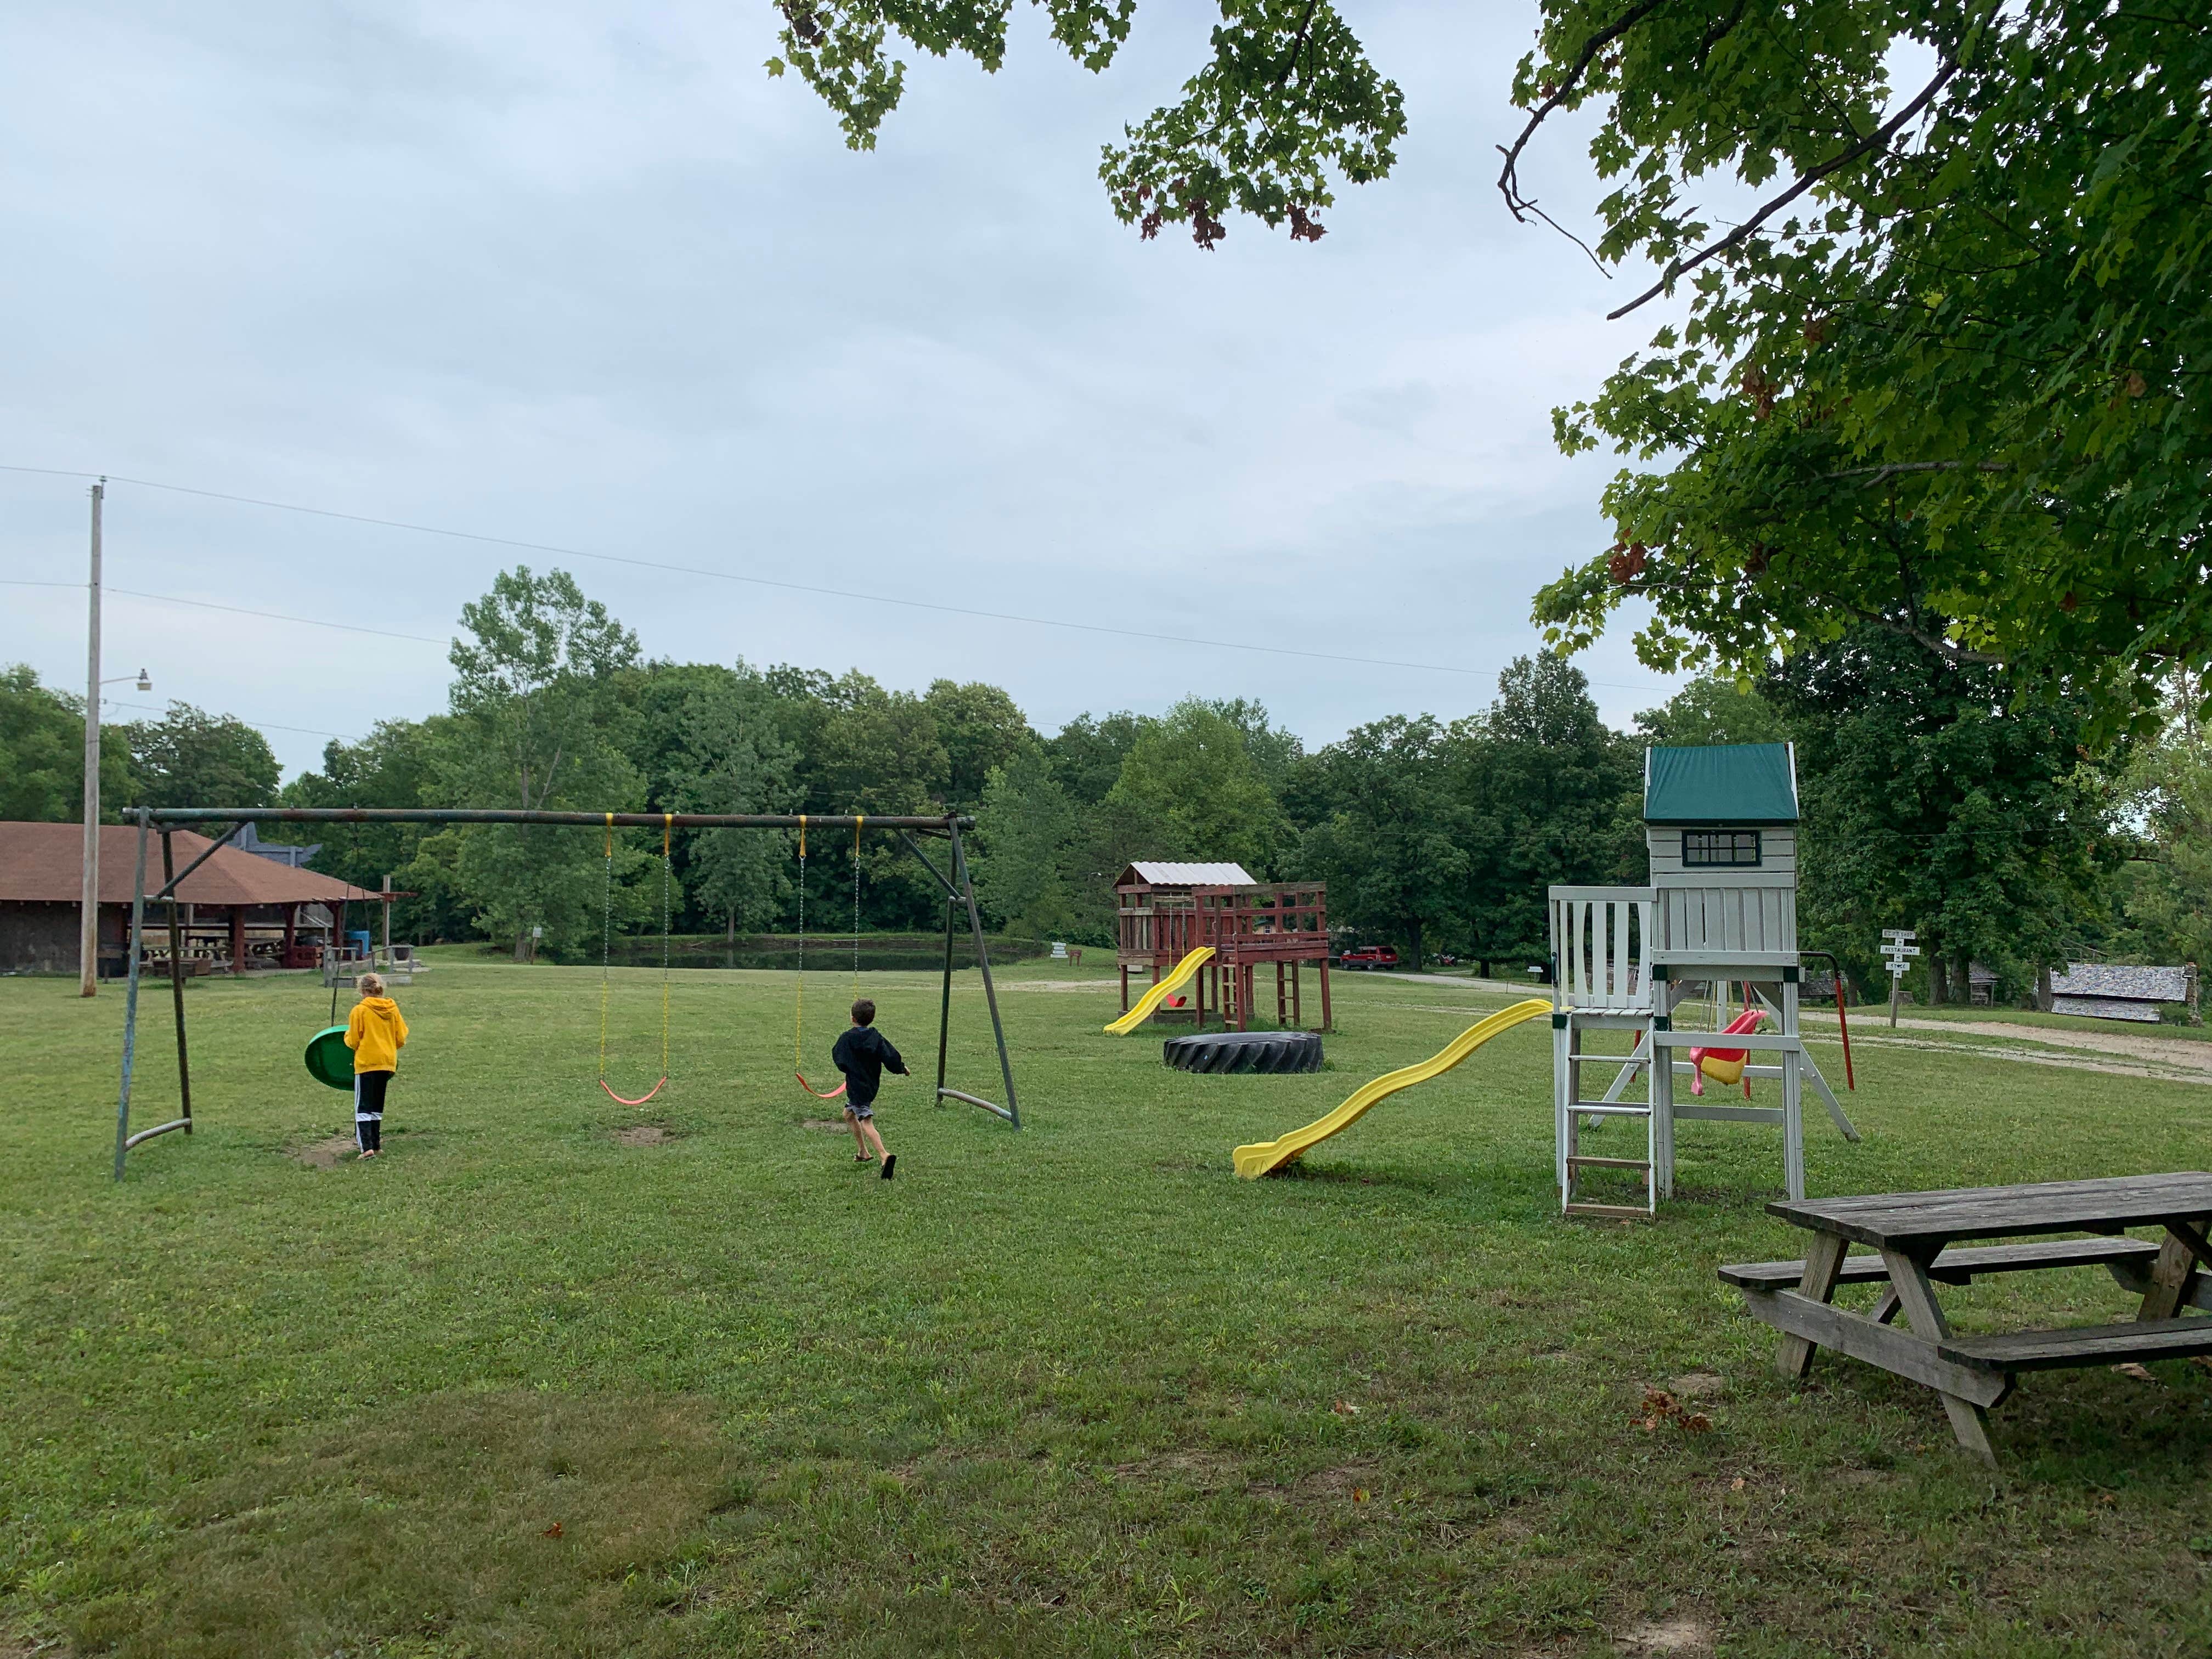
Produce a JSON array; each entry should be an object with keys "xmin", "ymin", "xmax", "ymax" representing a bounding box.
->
[{"xmin": 1114, "ymin": 861, "xmax": 1332, "ymax": 1032}]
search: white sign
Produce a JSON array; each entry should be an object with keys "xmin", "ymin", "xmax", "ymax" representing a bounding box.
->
[
  {"xmin": 1880, "ymin": 929, "xmax": 1920, "ymax": 977},
  {"xmin": 1050, "ymin": 941, "xmax": 1068, "ymax": 960}
]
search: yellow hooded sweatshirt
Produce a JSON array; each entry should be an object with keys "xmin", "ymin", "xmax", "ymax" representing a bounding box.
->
[{"xmin": 345, "ymin": 996, "xmax": 409, "ymax": 1073}]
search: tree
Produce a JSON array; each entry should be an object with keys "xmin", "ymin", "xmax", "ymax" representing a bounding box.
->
[
  {"xmin": 2107, "ymin": 689, "xmax": 2212, "ymax": 974},
  {"xmin": 1104, "ymin": 698, "xmax": 1290, "ymax": 874},
  {"xmin": 1635, "ymin": 675, "xmax": 1792, "ymax": 749},
  {"xmin": 422, "ymin": 567, "xmax": 648, "ymax": 959},
  {"xmin": 278, "ymin": 718, "xmax": 468, "ymax": 943},
  {"xmin": 1201, "ymin": 697, "xmax": 1304, "ymax": 793},
  {"xmin": 767, "ymin": 1, "xmax": 1406, "ymax": 249},
  {"xmin": 1296, "ymin": 715, "xmax": 1465, "ymax": 970},
  {"xmin": 665, "ymin": 675, "xmax": 799, "ymax": 941},
  {"xmin": 1046, "ymin": 711, "xmax": 1155, "ymax": 806},
  {"xmin": 1763, "ymin": 628, "xmax": 2117, "ymax": 1002},
  {"xmin": 923, "ymin": 679, "xmax": 1036, "ymax": 811},
  {"xmin": 972, "ymin": 747, "xmax": 1079, "ymax": 938},
  {"xmin": 126, "ymin": 703, "xmax": 279, "ymax": 810},
  {"xmin": 1453, "ymin": 657, "xmax": 1641, "ymax": 974},
  {"xmin": 0, "ymin": 665, "xmax": 132, "ymax": 822},
  {"xmin": 1511, "ymin": 3, "xmax": 2210, "ymax": 736}
]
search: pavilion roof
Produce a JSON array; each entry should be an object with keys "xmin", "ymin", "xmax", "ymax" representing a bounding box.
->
[{"xmin": 0, "ymin": 821, "xmax": 379, "ymax": 906}]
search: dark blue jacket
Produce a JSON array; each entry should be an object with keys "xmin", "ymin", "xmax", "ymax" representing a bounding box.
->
[{"xmin": 832, "ymin": 1024, "xmax": 907, "ymax": 1107}]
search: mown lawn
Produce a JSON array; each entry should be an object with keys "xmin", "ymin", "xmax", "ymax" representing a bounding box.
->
[{"xmin": 4, "ymin": 955, "xmax": 2211, "ymax": 1656}]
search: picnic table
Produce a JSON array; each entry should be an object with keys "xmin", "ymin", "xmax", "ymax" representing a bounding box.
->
[{"xmin": 1720, "ymin": 1173, "xmax": 2212, "ymax": 1463}]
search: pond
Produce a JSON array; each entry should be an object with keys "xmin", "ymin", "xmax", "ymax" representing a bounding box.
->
[{"xmin": 600, "ymin": 933, "xmax": 1054, "ymax": 974}]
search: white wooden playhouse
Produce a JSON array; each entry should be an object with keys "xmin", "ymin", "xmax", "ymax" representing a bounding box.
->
[{"xmin": 1549, "ymin": 743, "xmax": 1859, "ymax": 1214}]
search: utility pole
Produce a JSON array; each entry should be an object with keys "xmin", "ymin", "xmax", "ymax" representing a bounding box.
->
[{"xmin": 79, "ymin": 479, "xmax": 105, "ymax": 997}]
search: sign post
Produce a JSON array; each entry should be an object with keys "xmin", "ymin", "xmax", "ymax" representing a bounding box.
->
[{"xmin": 1880, "ymin": 929, "xmax": 1921, "ymax": 1028}]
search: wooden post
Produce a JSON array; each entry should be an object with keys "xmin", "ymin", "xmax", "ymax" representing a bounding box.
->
[
  {"xmin": 283, "ymin": 903, "xmax": 297, "ymax": 958},
  {"xmin": 228, "ymin": 906, "xmax": 246, "ymax": 975},
  {"xmin": 1774, "ymin": 1231, "xmax": 1848, "ymax": 1379},
  {"xmin": 1878, "ymin": 1248, "xmax": 1998, "ymax": 1464},
  {"xmin": 1319, "ymin": 960, "xmax": 1331, "ymax": 1032}
]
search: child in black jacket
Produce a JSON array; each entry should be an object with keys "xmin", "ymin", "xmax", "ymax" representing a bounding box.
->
[{"xmin": 832, "ymin": 998, "xmax": 906, "ymax": 1179}]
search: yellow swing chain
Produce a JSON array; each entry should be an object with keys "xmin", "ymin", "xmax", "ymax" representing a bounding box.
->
[
  {"xmin": 599, "ymin": 814, "xmax": 675, "ymax": 1085},
  {"xmin": 793, "ymin": 815, "xmax": 806, "ymax": 1075},
  {"xmin": 597, "ymin": 812, "xmax": 613, "ymax": 1080},
  {"xmin": 658, "ymin": 814, "xmax": 672, "ymax": 1078}
]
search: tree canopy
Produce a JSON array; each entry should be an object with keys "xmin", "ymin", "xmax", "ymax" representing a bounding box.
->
[
  {"xmin": 0, "ymin": 666, "xmax": 132, "ymax": 823},
  {"xmin": 764, "ymin": 0, "xmax": 1404, "ymax": 249},
  {"xmin": 1513, "ymin": 2, "xmax": 2210, "ymax": 735},
  {"xmin": 765, "ymin": 3, "xmax": 2208, "ymax": 735}
]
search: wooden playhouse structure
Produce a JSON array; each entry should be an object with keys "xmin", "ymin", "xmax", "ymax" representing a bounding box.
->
[
  {"xmin": 1114, "ymin": 862, "xmax": 1333, "ymax": 1031},
  {"xmin": 1549, "ymin": 743, "xmax": 1860, "ymax": 1215}
]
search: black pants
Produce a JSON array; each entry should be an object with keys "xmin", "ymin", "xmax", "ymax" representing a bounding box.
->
[{"xmin": 355, "ymin": 1069, "xmax": 392, "ymax": 1152}]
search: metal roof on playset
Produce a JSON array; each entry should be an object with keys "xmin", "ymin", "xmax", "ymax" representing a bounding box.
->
[{"xmin": 1643, "ymin": 742, "xmax": 1801, "ymax": 825}]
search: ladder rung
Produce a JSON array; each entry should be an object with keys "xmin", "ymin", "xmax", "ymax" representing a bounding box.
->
[
  {"xmin": 1565, "ymin": 1201, "xmax": 1653, "ymax": 1219},
  {"xmin": 1568, "ymin": 1102, "xmax": 1650, "ymax": 1118},
  {"xmin": 1567, "ymin": 1155, "xmax": 1651, "ymax": 1170}
]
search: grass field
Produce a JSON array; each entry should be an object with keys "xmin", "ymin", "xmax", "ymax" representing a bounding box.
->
[{"xmin": 6, "ymin": 955, "xmax": 2212, "ymax": 1656}]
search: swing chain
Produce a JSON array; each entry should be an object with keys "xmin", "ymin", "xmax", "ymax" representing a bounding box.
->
[
  {"xmin": 794, "ymin": 815, "xmax": 806, "ymax": 1076},
  {"xmin": 659, "ymin": 814, "xmax": 672, "ymax": 1077},
  {"xmin": 598, "ymin": 812, "xmax": 614, "ymax": 1079}
]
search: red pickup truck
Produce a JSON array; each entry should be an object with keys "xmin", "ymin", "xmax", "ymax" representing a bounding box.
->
[{"xmin": 1338, "ymin": 945, "xmax": 1400, "ymax": 970}]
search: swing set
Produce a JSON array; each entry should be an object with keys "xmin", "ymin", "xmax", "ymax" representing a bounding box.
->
[{"xmin": 110, "ymin": 806, "xmax": 1022, "ymax": 1180}]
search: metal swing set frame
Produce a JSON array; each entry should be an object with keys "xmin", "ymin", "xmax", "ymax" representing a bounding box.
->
[{"xmin": 110, "ymin": 806, "xmax": 1022, "ymax": 1180}]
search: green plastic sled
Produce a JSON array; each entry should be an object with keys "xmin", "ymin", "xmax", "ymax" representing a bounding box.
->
[{"xmin": 304, "ymin": 1025, "xmax": 354, "ymax": 1091}]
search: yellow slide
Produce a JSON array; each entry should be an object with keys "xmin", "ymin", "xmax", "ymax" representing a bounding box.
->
[
  {"xmin": 1104, "ymin": 946, "xmax": 1215, "ymax": 1035},
  {"xmin": 1232, "ymin": 997, "xmax": 1552, "ymax": 1178}
]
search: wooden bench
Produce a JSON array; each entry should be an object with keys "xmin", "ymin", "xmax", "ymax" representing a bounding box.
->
[
  {"xmin": 1720, "ymin": 1234, "xmax": 2163, "ymax": 1292},
  {"xmin": 1938, "ymin": 1316, "xmax": 2212, "ymax": 1372}
]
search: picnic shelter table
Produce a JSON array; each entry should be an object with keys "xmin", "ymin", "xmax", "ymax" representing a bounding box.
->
[{"xmin": 1720, "ymin": 1173, "xmax": 2212, "ymax": 1463}]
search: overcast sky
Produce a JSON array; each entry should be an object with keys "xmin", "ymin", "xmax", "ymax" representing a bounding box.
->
[{"xmin": 0, "ymin": 2, "xmax": 1685, "ymax": 778}]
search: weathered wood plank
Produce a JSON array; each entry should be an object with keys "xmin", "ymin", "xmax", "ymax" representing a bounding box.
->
[
  {"xmin": 1744, "ymin": 1288, "xmax": 2013, "ymax": 1407},
  {"xmin": 2136, "ymin": 1228, "xmax": 2203, "ymax": 1322},
  {"xmin": 1719, "ymin": 1234, "xmax": 2162, "ymax": 1293},
  {"xmin": 1880, "ymin": 1248, "xmax": 1999, "ymax": 1464},
  {"xmin": 1774, "ymin": 1232, "xmax": 1848, "ymax": 1380},
  {"xmin": 1937, "ymin": 1315, "xmax": 2212, "ymax": 1371},
  {"xmin": 1767, "ymin": 1175, "xmax": 2212, "ymax": 1251}
]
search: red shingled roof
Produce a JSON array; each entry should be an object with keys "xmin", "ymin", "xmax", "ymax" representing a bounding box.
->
[{"xmin": 0, "ymin": 821, "xmax": 378, "ymax": 906}]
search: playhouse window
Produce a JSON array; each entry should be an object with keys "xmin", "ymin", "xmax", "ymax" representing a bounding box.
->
[{"xmin": 1683, "ymin": 830, "xmax": 1761, "ymax": 868}]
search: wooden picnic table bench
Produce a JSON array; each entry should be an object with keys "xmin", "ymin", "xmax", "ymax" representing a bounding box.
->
[{"xmin": 1719, "ymin": 1173, "xmax": 2212, "ymax": 1463}]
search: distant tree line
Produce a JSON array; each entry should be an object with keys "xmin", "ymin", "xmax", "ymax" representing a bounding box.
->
[{"xmin": 4, "ymin": 566, "xmax": 2206, "ymax": 1000}]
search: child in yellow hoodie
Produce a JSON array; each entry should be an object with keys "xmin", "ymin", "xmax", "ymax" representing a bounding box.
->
[{"xmin": 344, "ymin": 972, "xmax": 409, "ymax": 1159}]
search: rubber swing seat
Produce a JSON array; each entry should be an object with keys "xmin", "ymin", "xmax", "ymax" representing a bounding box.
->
[
  {"xmin": 1162, "ymin": 1030, "xmax": 1325, "ymax": 1075},
  {"xmin": 304, "ymin": 1025, "xmax": 354, "ymax": 1091}
]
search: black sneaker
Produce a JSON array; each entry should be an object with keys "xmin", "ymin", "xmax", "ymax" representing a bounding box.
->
[{"xmin": 880, "ymin": 1154, "xmax": 896, "ymax": 1181}]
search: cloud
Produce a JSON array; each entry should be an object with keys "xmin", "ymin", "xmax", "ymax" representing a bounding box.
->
[{"xmin": 0, "ymin": 1, "xmax": 1681, "ymax": 771}]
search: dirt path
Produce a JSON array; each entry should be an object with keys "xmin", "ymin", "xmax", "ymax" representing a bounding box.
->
[{"xmin": 1801, "ymin": 1010, "xmax": 2212, "ymax": 1081}]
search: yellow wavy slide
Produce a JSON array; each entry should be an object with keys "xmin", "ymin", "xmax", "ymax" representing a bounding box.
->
[
  {"xmin": 1232, "ymin": 997, "xmax": 1553, "ymax": 1178},
  {"xmin": 1104, "ymin": 946, "xmax": 1215, "ymax": 1036}
]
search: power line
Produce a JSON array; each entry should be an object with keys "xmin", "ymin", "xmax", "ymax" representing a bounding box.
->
[
  {"xmin": 0, "ymin": 461, "xmax": 1675, "ymax": 693},
  {"xmin": 100, "ymin": 696, "xmax": 360, "ymax": 743},
  {"xmin": 0, "ymin": 578, "xmax": 447, "ymax": 645}
]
